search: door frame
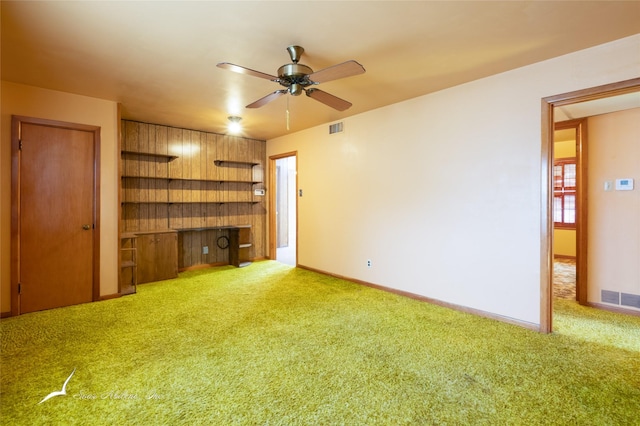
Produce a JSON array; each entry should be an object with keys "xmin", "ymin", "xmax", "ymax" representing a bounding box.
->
[
  {"xmin": 11, "ymin": 115, "xmax": 101, "ymax": 316},
  {"xmin": 540, "ymin": 77, "xmax": 640, "ymax": 333},
  {"xmin": 268, "ymin": 151, "xmax": 298, "ymax": 262}
]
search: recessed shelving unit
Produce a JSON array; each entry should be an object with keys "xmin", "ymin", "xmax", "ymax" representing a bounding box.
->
[{"xmin": 120, "ymin": 120, "xmax": 266, "ymax": 274}]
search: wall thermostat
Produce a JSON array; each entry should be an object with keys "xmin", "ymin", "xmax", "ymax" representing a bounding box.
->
[{"xmin": 615, "ymin": 178, "xmax": 634, "ymax": 191}]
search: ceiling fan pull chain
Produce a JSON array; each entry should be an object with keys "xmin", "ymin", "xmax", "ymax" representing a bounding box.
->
[{"xmin": 286, "ymin": 96, "xmax": 290, "ymax": 131}]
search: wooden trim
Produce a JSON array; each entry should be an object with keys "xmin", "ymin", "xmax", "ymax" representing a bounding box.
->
[
  {"xmin": 268, "ymin": 151, "xmax": 298, "ymax": 263},
  {"xmin": 540, "ymin": 99, "xmax": 554, "ymax": 333},
  {"xmin": 1, "ymin": 311, "xmax": 11, "ymax": 319},
  {"xmin": 543, "ymin": 78, "xmax": 640, "ymax": 106},
  {"xmin": 117, "ymin": 104, "xmax": 123, "ymax": 294},
  {"xmin": 298, "ymin": 264, "xmax": 539, "ymax": 331},
  {"xmin": 11, "ymin": 117, "xmax": 21, "ymax": 316},
  {"xmin": 585, "ymin": 302, "xmax": 640, "ymax": 318},
  {"xmin": 11, "ymin": 116, "xmax": 101, "ymax": 315},
  {"xmin": 541, "ymin": 77, "xmax": 640, "ymax": 332},
  {"xmin": 575, "ymin": 120, "xmax": 588, "ymax": 306},
  {"xmin": 555, "ymin": 119, "xmax": 588, "ymax": 305},
  {"xmin": 553, "ymin": 223, "xmax": 576, "ymax": 230},
  {"xmin": 99, "ymin": 293, "xmax": 121, "ymax": 301},
  {"xmin": 554, "ymin": 254, "xmax": 576, "ymax": 260},
  {"xmin": 93, "ymin": 121, "xmax": 101, "ymax": 302}
]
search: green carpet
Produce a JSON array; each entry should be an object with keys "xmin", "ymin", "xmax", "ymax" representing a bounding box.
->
[{"xmin": 1, "ymin": 261, "xmax": 639, "ymax": 425}]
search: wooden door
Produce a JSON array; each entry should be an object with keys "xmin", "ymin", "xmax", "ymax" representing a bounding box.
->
[{"xmin": 11, "ymin": 116, "xmax": 100, "ymax": 315}]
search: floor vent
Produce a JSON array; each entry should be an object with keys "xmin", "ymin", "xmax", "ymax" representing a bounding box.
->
[
  {"xmin": 601, "ymin": 290, "xmax": 620, "ymax": 305},
  {"xmin": 329, "ymin": 122, "xmax": 343, "ymax": 134},
  {"xmin": 621, "ymin": 293, "xmax": 640, "ymax": 309}
]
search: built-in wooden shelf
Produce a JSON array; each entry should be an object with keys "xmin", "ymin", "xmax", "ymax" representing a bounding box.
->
[
  {"xmin": 121, "ymin": 150, "xmax": 178, "ymax": 161},
  {"xmin": 214, "ymin": 160, "xmax": 260, "ymax": 167},
  {"xmin": 119, "ymin": 233, "xmax": 138, "ymax": 295},
  {"xmin": 177, "ymin": 225, "xmax": 251, "ymax": 232},
  {"xmin": 121, "ymin": 201, "xmax": 259, "ymax": 205},
  {"xmin": 121, "ymin": 175, "xmax": 262, "ymax": 184}
]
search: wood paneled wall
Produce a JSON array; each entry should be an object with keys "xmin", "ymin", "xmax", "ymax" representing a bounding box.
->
[{"xmin": 120, "ymin": 120, "xmax": 266, "ymax": 270}]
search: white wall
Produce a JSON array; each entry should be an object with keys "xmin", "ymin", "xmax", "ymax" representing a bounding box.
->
[
  {"xmin": 588, "ymin": 108, "xmax": 640, "ymax": 311},
  {"xmin": 1, "ymin": 82, "xmax": 120, "ymax": 313},
  {"xmin": 267, "ymin": 34, "xmax": 640, "ymax": 326}
]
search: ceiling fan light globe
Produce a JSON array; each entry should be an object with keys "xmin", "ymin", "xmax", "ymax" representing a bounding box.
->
[
  {"xmin": 228, "ymin": 122, "xmax": 242, "ymax": 133},
  {"xmin": 227, "ymin": 116, "xmax": 242, "ymax": 133}
]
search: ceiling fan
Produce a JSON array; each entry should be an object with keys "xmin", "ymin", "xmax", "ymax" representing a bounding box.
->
[{"xmin": 217, "ymin": 45, "xmax": 365, "ymax": 111}]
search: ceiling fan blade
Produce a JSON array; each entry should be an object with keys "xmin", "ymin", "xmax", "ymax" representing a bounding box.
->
[
  {"xmin": 308, "ymin": 60, "xmax": 365, "ymax": 84},
  {"xmin": 217, "ymin": 62, "xmax": 279, "ymax": 81},
  {"xmin": 246, "ymin": 90, "xmax": 288, "ymax": 108},
  {"xmin": 305, "ymin": 88, "xmax": 352, "ymax": 111}
]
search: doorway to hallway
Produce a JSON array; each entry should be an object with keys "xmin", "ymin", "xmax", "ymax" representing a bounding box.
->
[
  {"xmin": 540, "ymin": 77, "xmax": 640, "ymax": 333},
  {"xmin": 270, "ymin": 153, "xmax": 297, "ymax": 266}
]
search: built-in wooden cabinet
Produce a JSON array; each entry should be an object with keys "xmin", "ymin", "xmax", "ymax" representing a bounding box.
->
[
  {"xmin": 136, "ymin": 230, "xmax": 178, "ymax": 284},
  {"xmin": 119, "ymin": 120, "xmax": 266, "ymax": 277}
]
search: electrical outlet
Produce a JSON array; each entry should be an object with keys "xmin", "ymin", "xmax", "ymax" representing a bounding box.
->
[
  {"xmin": 367, "ymin": 259, "xmax": 372, "ymax": 268},
  {"xmin": 202, "ymin": 246, "xmax": 209, "ymax": 255}
]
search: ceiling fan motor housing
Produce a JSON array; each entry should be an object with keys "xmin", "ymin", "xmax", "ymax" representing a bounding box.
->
[{"xmin": 278, "ymin": 63, "xmax": 313, "ymax": 95}]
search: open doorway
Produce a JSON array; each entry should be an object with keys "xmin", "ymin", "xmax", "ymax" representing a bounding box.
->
[
  {"xmin": 552, "ymin": 119, "xmax": 585, "ymax": 303},
  {"xmin": 541, "ymin": 77, "xmax": 640, "ymax": 333},
  {"xmin": 269, "ymin": 152, "xmax": 297, "ymax": 266}
]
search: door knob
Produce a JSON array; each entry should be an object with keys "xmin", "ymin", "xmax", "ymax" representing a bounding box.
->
[{"xmin": 82, "ymin": 224, "xmax": 92, "ymax": 230}]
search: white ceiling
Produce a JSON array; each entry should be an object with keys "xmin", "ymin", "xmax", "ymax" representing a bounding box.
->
[
  {"xmin": 2, "ymin": 1, "xmax": 639, "ymax": 140},
  {"xmin": 555, "ymin": 92, "xmax": 640, "ymax": 122}
]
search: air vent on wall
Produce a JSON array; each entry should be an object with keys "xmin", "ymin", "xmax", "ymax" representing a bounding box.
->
[
  {"xmin": 329, "ymin": 122, "xmax": 344, "ymax": 134},
  {"xmin": 601, "ymin": 290, "xmax": 620, "ymax": 305},
  {"xmin": 621, "ymin": 293, "xmax": 640, "ymax": 309}
]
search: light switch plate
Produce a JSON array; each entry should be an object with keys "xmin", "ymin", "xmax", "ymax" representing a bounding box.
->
[{"xmin": 615, "ymin": 178, "xmax": 634, "ymax": 191}]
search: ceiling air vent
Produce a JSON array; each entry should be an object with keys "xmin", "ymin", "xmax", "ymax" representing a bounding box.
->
[{"xmin": 329, "ymin": 122, "xmax": 344, "ymax": 134}]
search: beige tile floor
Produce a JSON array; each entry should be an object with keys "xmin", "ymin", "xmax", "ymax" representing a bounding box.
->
[{"xmin": 554, "ymin": 258, "xmax": 576, "ymax": 300}]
